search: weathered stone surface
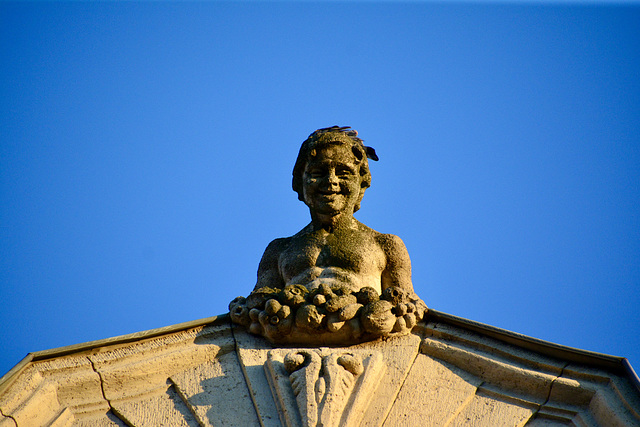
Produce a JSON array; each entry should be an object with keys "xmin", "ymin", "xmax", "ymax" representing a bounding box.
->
[
  {"xmin": 1, "ymin": 312, "xmax": 640, "ymax": 426},
  {"xmin": 88, "ymin": 323, "xmax": 226, "ymax": 402},
  {"xmin": 450, "ymin": 391, "xmax": 535, "ymax": 425},
  {"xmin": 0, "ymin": 368, "xmax": 62, "ymax": 426},
  {"xmin": 355, "ymin": 333, "xmax": 423, "ymax": 426},
  {"xmin": 71, "ymin": 411, "xmax": 127, "ymax": 427},
  {"xmin": 384, "ymin": 354, "xmax": 480, "ymax": 425},
  {"xmin": 48, "ymin": 408, "xmax": 74, "ymax": 427},
  {"xmin": 35, "ymin": 355, "xmax": 105, "ymax": 420},
  {"xmin": 230, "ymin": 127, "xmax": 427, "ymax": 346},
  {"xmin": 417, "ymin": 315, "xmax": 640, "ymax": 426},
  {"xmin": 110, "ymin": 384, "xmax": 199, "ymax": 427},
  {"xmin": 233, "ymin": 324, "xmax": 282, "ymax": 426},
  {"xmin": 171, "ymin": 352, "xmax": 260, "ymax": 426}
]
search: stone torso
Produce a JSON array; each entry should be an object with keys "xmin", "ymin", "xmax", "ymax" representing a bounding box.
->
[{"xmin": 278, "ymin": 222, "xmax": 386, "ymax": 294}]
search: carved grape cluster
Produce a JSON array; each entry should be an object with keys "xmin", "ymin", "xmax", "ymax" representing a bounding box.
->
[{"xmin": 229, "ymin": 284, "xmax": 427, "ymax": 344}]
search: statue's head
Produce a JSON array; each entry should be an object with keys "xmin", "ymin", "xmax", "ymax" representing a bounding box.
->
[{"xmin": 292, "ymin": 126, "xmax": 377, "ymax": 213}]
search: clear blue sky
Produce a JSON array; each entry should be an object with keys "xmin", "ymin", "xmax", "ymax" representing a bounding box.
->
[{"xmin": 1, "ymin": 1, "xmax": 639, "ymax": 377}]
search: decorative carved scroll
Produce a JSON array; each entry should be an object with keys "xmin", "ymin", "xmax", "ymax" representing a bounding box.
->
[{"xmin": 265, "ymin": 348, "xmax": 385, "ymax": 427}]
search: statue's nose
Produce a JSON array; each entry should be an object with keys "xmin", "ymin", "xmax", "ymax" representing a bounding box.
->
[{"xmin": 326, "ymin": 171, "xmax": 339, "ymax": 187}]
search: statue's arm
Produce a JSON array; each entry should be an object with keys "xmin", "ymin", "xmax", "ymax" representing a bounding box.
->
[
  {"xmin": 254, "ymin": 238, "xmax": 287, "ymax": 290},
  {"xmin": 379, "ymin": 234, "xmax": 414, "ymax": 294}
]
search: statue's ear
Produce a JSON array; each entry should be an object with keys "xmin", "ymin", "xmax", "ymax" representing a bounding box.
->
[{"xmin": 365, "ymin": 146, "xmax": 379, "ymax": 161}]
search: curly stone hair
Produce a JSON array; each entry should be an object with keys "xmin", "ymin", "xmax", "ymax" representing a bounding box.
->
[{"xmin": 292, "ymin": 126, "xmax": 378, "ymax": 213}]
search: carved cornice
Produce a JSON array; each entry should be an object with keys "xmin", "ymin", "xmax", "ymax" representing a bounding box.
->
[{"xmin": 2, "ymin": 312, "xmax": 639, "ymax": 426}]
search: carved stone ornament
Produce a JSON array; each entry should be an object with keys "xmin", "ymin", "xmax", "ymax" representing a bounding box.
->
[
  {"xmin": 265, "ymin": 348, "xmax": 385, "ymax": 427},
  {"xmin": 229, "ymin": 126, "xmax": 427, "ymax": 345},
  {"xmin": 230, "ymin": 284, "xmax": 426, "ymax": 345}
]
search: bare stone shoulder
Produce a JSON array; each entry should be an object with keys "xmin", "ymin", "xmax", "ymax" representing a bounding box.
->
[
  {"xmin": 262, "ymin": 237, "xmax": 293, "ymax": 260},
  {"xmin": 374, "ymin": 232, "xmax": 410, "ymax": 260},
  {"xmin": 254, "ymin": 237, "xmax": 292, "ymax": 290}
]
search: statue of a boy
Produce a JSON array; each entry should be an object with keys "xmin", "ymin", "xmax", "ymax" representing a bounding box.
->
[{"xmin": 229, "ymin": 126, "xmax": 426, "ymax": 344}]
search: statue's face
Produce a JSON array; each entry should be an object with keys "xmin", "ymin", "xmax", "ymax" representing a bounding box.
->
[{"xmin": 302, "ymin": 143, "xmax": 362, "ymax": 216}]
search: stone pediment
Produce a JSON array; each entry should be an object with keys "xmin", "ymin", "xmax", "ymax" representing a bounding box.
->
[{"xmin": 1, "ymin": 311, "xmax": 639, "ymax": 426}]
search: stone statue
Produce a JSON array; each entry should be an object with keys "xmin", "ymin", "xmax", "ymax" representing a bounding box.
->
[{"xmin": 230, "ymin": 126, "xmax": 426, "ymax": 345}]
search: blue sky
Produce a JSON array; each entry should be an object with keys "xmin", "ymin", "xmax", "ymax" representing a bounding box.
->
[{"xmin": 1, "ymin": 1, "xmax": 638, "ymax": 377}]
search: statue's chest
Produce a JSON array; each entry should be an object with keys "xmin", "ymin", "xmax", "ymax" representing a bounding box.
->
[{"xmin": 281, "ymin": 232, "xmax": 378, "ymax": 272}]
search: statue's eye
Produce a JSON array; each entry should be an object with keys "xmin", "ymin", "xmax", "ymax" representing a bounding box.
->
[{"xmin": 336, "ymin": 166, "xmax": 354, "ymax": 176}]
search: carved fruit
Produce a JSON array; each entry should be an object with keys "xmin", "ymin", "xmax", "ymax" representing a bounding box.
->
[
  {"xmin": 338, "ymin": 303, "xmax": 363, "ymax": 321},
  {"xmin": 329, "ymin": 283, "xmax": 352, "ymax": 297},
  {"xmin": 281, "ymin": 284, "xmax": 308, "ymax": 307},
  {"xmin": 327, "ymin": 313, "xmax": 345, "ymax": 332},
  {"xmin": 262, "ymin": 304, "xmax": 293, "ymax": 339},
  {"xmin": 318, "ymin": 283, "xmax": 333, "ymax": 296},
  {"xmin": 258, "ymin": 310, "xmax": 269, "ymax": 326},
  {"xmin": 413, "ymin": 300, "xmax": 428, "ymax": 320},
  {"xmin": 394, "ymin": 303, "xmax": 408, "ymax": 317},
  {"xmin": 265, "ymin": 299, "xmax": 281, "ymax": 315},
  {"xmin": 325, "ymin": 294, "xmax": 357, "ymax": 313},
  {"xmin": 296, "ymin": 304, "xmax": 325, "ymax": 330},
  {"xmin": 404, "ymin": 312, "xmax": 417, "ymax": 329},
  {"xmin": 393, "ymin": 316, "xmax": 407, "ymax": 332},
  {"xmin": 246, "ymin": 287, "xmax": 280, "ymax": 310},
  {"xmin": 228, "ymin": 296, "xmax": 245, "ymax": 310},
  {"xmin": 230, "ymin": 304, "xmax": 250, "ymax": 326},
  {"xmin": 382, "ymin": 286, "xmax": 407, "ymax": 305},
  {"xmin": 355, "ymin": 287, "xmax": 379, "ymax": 305},
  {"xmin": 249, "ymin": 308, "xmax": 261, "ymax": 322},
  {"xmin": 361, "ymin": 300, "xmax": 395, "ymax": 334},
  {"xmin": 313, "ymin": 294, "xmax": 327, "ymax": 306}
]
